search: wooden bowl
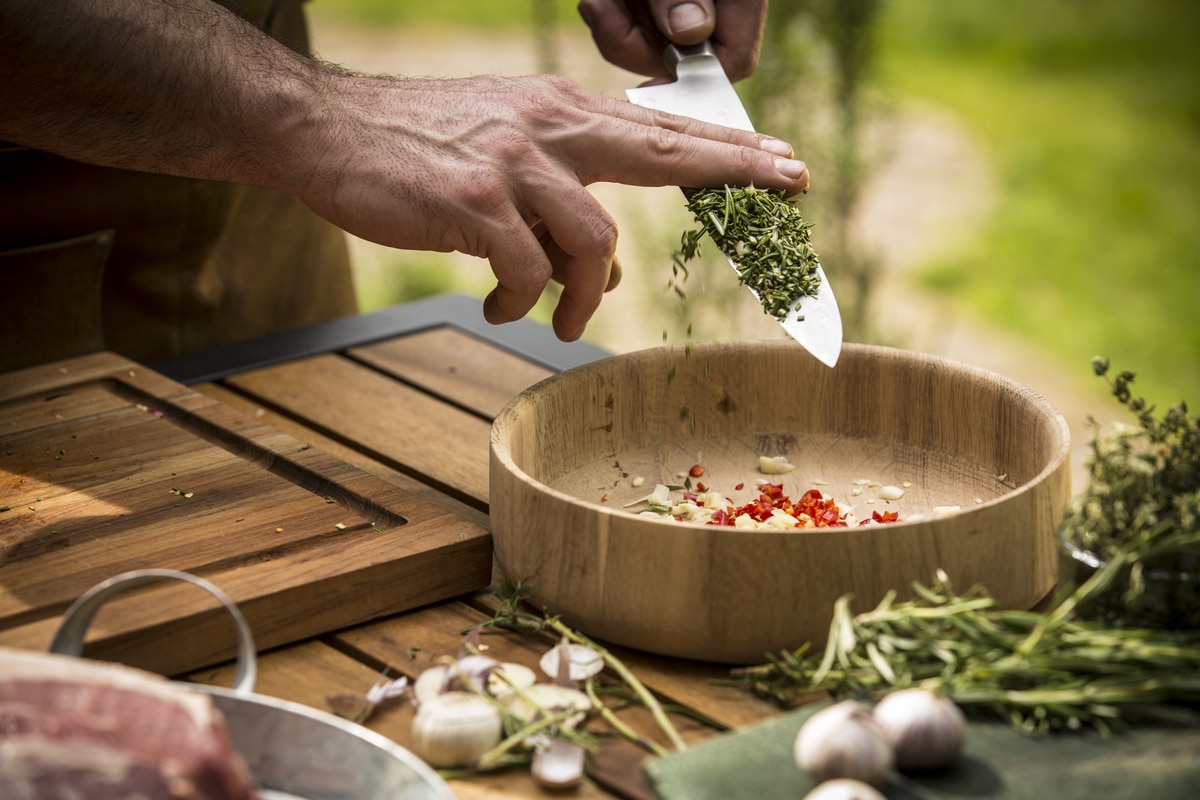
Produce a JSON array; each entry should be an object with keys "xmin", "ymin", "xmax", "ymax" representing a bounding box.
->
[{"xmin": 489, "ymin": 342, "xmax": 1071, "ymax": 664}]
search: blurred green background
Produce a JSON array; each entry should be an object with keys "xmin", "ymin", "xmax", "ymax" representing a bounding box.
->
[{"xmin": 307, "ymin": 0, "xmax": 1199, "ymax": 412}]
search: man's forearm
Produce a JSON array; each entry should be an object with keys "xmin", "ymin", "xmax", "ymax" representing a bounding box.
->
[{"xmin": 0, "ymin": 0, "xmax": 328, "ymax": 193}]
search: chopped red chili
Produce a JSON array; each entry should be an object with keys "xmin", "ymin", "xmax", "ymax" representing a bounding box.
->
[{"xmin": 665, "ymin": 483, "xmax": 903, "ymax": 530}]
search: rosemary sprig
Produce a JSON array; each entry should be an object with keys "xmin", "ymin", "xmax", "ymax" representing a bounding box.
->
[
  {"xmin": 732, "ymin": 535, "xmax": 1200, "ymax": 735},
  {"xmin": 676, "ymin": 186, "xmax": 822, "ymax": 320}
]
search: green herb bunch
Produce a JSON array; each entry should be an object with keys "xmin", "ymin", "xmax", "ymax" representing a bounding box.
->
[
  {"xmin": 1060, "ymin": 357, "xmax": 1200, "ymax": 627},
  {"xmin": 732, "ymin": 560, "xmax": 1200, "ymax": 736},
  {"xmin": 676, "ymin": 186, "xmax": 822, "ymax": 320}
]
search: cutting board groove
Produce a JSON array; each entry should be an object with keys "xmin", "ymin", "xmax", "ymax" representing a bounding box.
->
[{"xmin": 0, "ymin": 352, "xmax": 491, "ymax": 675}]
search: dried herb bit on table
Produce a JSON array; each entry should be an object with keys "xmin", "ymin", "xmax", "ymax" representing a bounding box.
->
[{"xmin": 676, "ymin": 186, "xmax": 822, "ymax": 320}]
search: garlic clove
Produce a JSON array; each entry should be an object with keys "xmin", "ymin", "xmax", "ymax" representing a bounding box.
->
[
  {"xmin": 413, "ymin": 665, "xmax": 451, "ymax": 707},
  {"xmin": 488, "ymin": 662, "xmax": 538, "ymax": 705},
  {"xmin": 872, "ymin": 688, "xmax": 967, "ymax": 771},
  {"xmin": 539, "ymin": 642, "xmax": 604, "ymax": 683},
  {"xmin": 794, "ymin": 700, "xmax": 894, "ymax": 786},
  {"xmin": 623, "ymin": 483, "xmax": 672, "ymax": 508},
  {"xmin": 410, "ymin": 691, "xmax": 503, "ymax": 768},
  {"xmin": 802, "ymin": 778, "xmax": 887, "ymax": 800},
  {"xmin": 531, "ymin": 738, "xmax": 587, "ymax": 790},
  {"xmin": 758, "ymin": 455, "xmax": 796, "ymax": 474},
  {"xmin": 414, "ymin": 661, "xmax": 536, "ymax": 708},
  {"xmin": 507, "ymin": 684, "xmax": 592, "ymax": 730}
]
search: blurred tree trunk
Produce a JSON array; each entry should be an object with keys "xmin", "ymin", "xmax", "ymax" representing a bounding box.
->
[{"xmin": 743, "ymin": 0, "xmax": 884, "ymax": 343}]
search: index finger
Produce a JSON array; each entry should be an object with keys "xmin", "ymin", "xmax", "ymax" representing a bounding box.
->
[{"xmin": 568, "ymin": 96, "xmax": 808, "ymax": 195}]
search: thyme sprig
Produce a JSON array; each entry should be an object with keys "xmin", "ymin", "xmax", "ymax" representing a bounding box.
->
[
  {"xmin": 1059, "ymin": 358, "xmax": 1199, "ymax": 628},
  {"xmin": 472, "ymin": 580, "xmax": 688, "ymax": 754},
  {"xmin": 676, "ymin": 186, "xmax": 822, "ymax": 320}
]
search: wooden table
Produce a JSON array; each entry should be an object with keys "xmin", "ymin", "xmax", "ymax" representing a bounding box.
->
[{"xmin": 0, "ymin": 295, "xmax": 785, "ymax": 800}]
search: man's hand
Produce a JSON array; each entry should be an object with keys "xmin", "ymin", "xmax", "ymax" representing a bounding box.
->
[
  {"xmin": 0, "ymin": 0, "xmax": 802, "ymax": 343},
  {"xmin": 297, "ymin": 72, "xmax": 807, "ymax": 342},
  {"xmin": 578, "ymin": 0, "xmax": 768, "ymax": 81}
]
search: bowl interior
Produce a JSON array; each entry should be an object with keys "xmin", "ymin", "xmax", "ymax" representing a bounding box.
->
[{"xmin": 504, "ymin": 342, "xmax": 1066, "ymax": 521}]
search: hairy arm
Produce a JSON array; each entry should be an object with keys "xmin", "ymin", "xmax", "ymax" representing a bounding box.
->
[
  {"xmin": 0, "ymin": 0, "xmax": 325, "ymax": 192},
  {"xmin": 1, "ymin": 0, "xmax": 808, "ymax": 341}
]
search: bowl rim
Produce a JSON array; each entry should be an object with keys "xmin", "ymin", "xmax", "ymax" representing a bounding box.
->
[{"xmin": 491, "ymin": 341, "xmax": 1072, "ymax": 537}]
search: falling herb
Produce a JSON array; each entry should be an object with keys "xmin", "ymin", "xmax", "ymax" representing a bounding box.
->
[{"xmin": 675, "ymin": 186, "xmax": 822, "ymax": 321}]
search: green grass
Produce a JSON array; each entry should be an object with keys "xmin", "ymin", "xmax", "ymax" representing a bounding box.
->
[
  {"xmin": 313, "ymin": 0, "xmax": 1200, "ymax": 409},
  {"xmin": 875, "ymin": 0, "xmax": 1200, "ymax": 409}
]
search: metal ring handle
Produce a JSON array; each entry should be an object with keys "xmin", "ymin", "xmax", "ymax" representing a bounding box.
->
[{"xmin": 47, "ymin": 569, "xmax": 258, "ymax": 696}]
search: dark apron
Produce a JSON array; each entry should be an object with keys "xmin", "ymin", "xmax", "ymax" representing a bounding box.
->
[{"xmin": 0, "ymin": 0, "xmax": 357, "ymax": 374}]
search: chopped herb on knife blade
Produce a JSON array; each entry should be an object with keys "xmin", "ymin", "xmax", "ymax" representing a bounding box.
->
[{"xmin": 675, "ymin": 186, "xmax": 822, "ymax": 321}]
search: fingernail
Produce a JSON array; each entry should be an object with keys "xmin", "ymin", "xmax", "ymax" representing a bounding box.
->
[
  {"xmin": 667, "ymin": 2, "xmax": 710, "ymax": 37},
  {"xmin": 759, "ymin": 137, "xmax": 794, "ymax": 158},
  {"xmin": 775, "ymin": 157, "xmax": 809, "ymax": 188}
]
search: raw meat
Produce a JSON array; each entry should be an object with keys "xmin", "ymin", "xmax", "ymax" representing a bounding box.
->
[{"xmin": 0, "ymin": 647, "xmax": 260, "ymax": 800}]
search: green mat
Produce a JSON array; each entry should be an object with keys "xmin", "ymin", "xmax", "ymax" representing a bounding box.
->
[{"xmin": 646, "ymin": 703, "xmax": 1200, "ymax": 800}]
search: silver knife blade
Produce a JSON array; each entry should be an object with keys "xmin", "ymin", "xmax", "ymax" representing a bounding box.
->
[{"xmin": 626, "ymin": 42, "xmax": 843, "ymax": 367}]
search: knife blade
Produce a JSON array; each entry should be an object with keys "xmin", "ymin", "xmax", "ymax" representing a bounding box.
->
[{"xmin": 626, "ymin": 41, "xmax": 843, "ymax": 367}]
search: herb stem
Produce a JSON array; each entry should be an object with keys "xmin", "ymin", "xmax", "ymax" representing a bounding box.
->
[{"xmin": 542, "ymin": 617, "xmax": 688, "ymax": 753}]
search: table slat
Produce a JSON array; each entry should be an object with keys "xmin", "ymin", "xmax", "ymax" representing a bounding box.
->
[
  {"xmin": 192, "ymin": 382, "xmax": 488, "ymax": 529},
  {"xmin": 349, "ymin": 327, "xmax": 554, "ymax": 419},
  {"xmin": 224, "ymin": 354, "xmax": 493, "ymax": 508}
]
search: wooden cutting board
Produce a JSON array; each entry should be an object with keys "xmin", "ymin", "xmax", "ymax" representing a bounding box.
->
[{"xmin": 0, "ymin": 352, "xmax": 492, "ymax": 676}]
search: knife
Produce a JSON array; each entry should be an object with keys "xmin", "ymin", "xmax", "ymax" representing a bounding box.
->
[{"xmin": 626, "ymin": 40, "xmax": 843, "ymax": 367}]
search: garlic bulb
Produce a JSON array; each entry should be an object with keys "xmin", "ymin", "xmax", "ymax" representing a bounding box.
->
[
  {"xmin": 802, "ymin": 778, "xmax": 887, "ymax": 800},
  {"xmin": 872, "ymin": 688, "xmax": 967, "ymax": 770},
  {"xmin": 410, "ymin": 691, "xmax": 502, "ymax": 768},
  {"xmin": 794, "ymin": 700, "xmax": 893, "ymax": 786}
]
